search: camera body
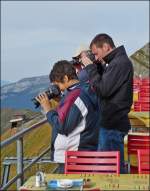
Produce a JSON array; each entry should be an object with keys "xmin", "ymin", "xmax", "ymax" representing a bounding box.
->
[
  {"xmin": 85, "ymin": 50, "xmax": 95, "ymax": 63},
  {"xmin": 32, "ymin": 84, "xmax": 61, "ymax": 108},
  {"xmin": 70, "ymin": 50, "xmax": 95, "ymax": 66}
]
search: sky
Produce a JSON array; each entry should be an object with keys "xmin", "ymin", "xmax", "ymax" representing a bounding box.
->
[{"xmin": 1, "ymin": 1, "xmax": 149, "ymax": 82}]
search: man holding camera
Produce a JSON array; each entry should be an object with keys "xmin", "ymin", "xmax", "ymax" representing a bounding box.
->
[
  {"xmin": 36, "ymin": 60, "xmax": 100, "ymax": 173},
  {"xmin": 71, "ymin": 45, "xmax": 90, "ymax": 82},
  {"xmin": 81, "ymin": 33, "xmax": 133, "ymax": 173},
  {"xmin": 72, "ymin": 45, "xmax": 105, "ymax": 82}
]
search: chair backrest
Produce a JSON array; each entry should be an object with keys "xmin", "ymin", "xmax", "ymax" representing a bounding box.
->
[
  {"xmin": 137, "ymin": 149, "xmax": 150, "ymax": 174},
  {"xmin": 141, "ymin": 78, "xmax": 150, "ymax": 86},
  {"xmin": 65, "ymin": 151, "xmax": 120, "ymax": 174},
  {"xmin": 128, "ymin": 134, "xmax": 150, "ymax": 155}
]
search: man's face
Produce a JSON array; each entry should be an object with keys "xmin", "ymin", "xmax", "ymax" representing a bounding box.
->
[{"xmin": 91, "ymin": 43, "xmax": 111, "ymax": 60}]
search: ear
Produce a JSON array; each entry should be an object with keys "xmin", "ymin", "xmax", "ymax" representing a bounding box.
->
[{"xmin": 63, "ymin": 75, "xmax": 69, "ymax": 83}]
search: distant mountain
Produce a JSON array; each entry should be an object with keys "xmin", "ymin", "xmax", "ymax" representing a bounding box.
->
[
  {"xmin": 1, "ymin": 80, "xmax": 11, "ymax": 86},
  {"xmin": 1, "ymin": 43, "xmax": 149, "ymax": 110},
  {"xmin": 130, "ymin": 42, "xmax": 149, "ymax": 77},
  {"xmin": 1, "ymin": 75, "xmax": 50, "ymax": 110}
]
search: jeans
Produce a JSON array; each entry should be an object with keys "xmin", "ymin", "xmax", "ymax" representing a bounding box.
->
[{"xmin": 98, "ymin": 127, "xmax": 127, "ymax": 174}]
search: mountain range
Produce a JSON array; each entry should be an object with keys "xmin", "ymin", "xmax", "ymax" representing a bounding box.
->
[
  {"xmin": 1, "ymin": 43, "xmax": 149, "ymax": 110},
  {"xmin": 1, "ymin": 80, "xmax": 11, "ymax": 86},
  {"xmin": 1, "ymin": 75, "xmax": 50, "ymax": 110}
]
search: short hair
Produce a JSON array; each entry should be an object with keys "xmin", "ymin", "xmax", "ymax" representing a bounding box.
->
[
  {"xmin": 49, "ymin": 60, "xmax": 78, "ymax": 83},
  {"xmin": 90, "ymin": 33, "xmax": 115, "ymax": 49}
]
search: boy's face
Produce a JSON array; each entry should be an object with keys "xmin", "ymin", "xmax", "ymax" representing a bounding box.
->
[
  {"xmin": 53, "ymin": 75, "xmax": 69, "ymax": 92},
  {"xmin": 53, "ymin": 81, "xmax": 66, "ymax": 92}
]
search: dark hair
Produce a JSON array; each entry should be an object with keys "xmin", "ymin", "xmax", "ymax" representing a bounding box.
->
[
  {"xmin": 90, "ymin": 33, "xmax": 115, "ymax": 49},
  {"xmin": 49, "ymin": 60, "xmax": 78, "ymax": 82}
]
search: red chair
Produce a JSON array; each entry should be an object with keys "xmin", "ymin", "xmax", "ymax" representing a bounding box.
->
[
  {"xmin": 65, "ymin": 151, "xmax": 120, "ymax": 174},
  {"xmin": 138, "ymin": 97, "xmax": 150, "ymax": 102},
  {"xmin": 127, "ymin": 134, "xmax": 150, "ymax": 173},
  {"xmin": 140, "ymin": 89, "xmax": 150, "ymax": 94},
  {"xmin": 133, "ymin": 78, "xmax": 141, "ymax": 85},
  {"xmin": 137, "ymin": 149, "xmax": 150, "ymax": 174},
  {"xmin": 134, "ymin": 101, "xmax": 150, "ymax": 112},
  {"xmin": 139, "ymin": 91, "xmax": 150, "ymax": 97},
  {"xmin": 141, "ymin": 79, "xmax": 150, "ymax": 86},
  {"xmin": 141, "ymin": 103, "xmax": 150, "ymax": 112}
]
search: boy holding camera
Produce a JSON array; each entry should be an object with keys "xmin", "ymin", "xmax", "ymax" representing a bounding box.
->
[{"xmin": 36, "ymin": 60, "xmax": 100, "ymax": 173}]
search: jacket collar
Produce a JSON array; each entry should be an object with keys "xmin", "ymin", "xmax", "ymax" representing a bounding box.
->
[
  {"xmin": 103, "ymin": 45, "xmax": 126, "ymax": 63},
  {"xmin": 67, "ymin": 82, "xmax": 81, "ymax": 91}
]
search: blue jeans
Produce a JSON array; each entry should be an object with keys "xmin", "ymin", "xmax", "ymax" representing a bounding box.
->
[{"xmin": 98, "ymin": 127, "xmax": 127, "ymax": 174}]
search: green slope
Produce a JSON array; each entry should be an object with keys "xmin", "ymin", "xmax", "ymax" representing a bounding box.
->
[{"xmin": 130, "ymin": 42, "xmax": 149, "ymax": 77}]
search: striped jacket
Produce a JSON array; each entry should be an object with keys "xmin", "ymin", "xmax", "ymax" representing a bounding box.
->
[{"xmin": 46, "ymin": 82, "xmax": 100, "ymax": 163}]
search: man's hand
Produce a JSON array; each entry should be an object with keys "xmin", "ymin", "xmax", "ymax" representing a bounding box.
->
[{"xmin": 35, "ymin": 93, "xmax": 51, "ymax": 113}]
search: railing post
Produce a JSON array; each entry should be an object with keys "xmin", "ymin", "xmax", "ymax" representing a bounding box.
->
[
  {"xmin": 17, "ymin": 137, "xmax": 24, "ymax": 189},
  {"xmin": 2, "ymin": 164, "xmax": 10, "ymax": 186}
]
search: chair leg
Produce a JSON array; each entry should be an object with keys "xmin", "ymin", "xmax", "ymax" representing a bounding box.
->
[{"xmin": 128, "ymin": 157, "xmax": 130, "ymax": 174}]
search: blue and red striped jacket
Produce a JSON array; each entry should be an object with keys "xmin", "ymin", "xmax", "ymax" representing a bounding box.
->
[{"xmin": 46, "ymin": 82, "xmax": 100, "ymax": 163}]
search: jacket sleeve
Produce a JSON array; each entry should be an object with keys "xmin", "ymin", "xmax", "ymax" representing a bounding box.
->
[
  {"xmin": 46, "ymin": 98, "xmax": 84, "ymax": 136},
  {"xmin": 85, "ymin": 61, "xmax": 132, "ymax": 98}
]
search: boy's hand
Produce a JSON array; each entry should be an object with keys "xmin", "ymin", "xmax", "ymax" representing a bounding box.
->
[{"xmin": 35, "ymin": 93, "xmax": 51, "ymax": 113}]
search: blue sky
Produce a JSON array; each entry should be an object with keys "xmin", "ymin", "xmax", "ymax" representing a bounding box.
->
[{"xmin": 1, "ymin": 1, "xmax": 149, "ymax": 82}]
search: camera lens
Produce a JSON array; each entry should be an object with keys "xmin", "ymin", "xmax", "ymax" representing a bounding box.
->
[
  {"xmin": 31, "ymin": 84, "xmax": 61, "ymax": 108},
  {"xmin": 31, "ymin": 98, "xmax": 40, "ymax": 108}
]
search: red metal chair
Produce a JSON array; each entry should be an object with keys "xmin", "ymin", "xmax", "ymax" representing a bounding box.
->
[
  {"xmin": 141, "ymin": 103, "xmax": 150, "ymax": 112},
  {"xmin": 65, "ymin": 151, "xmax": 120, "ymax": 174},
  {"xmin": 134, "ymin": 101, "xmax": 150, "ymax": 112},
  {"xmin": 137, "ymin": 149, "xmax": 150, "ymax": 174},
  {"xmin": 139, "ymin": 97, "xmax": 150, "ymax": 102},
  {"xmin": 127, "ymin": 134, "xmax": 150, "ymax": 173},
  {"xmin": 139, "ymin": 91, "xmax": 150, "ymax": 96},
  {"xmin": 141, "ymin": 79, "xmax": 150, "ymax": 86}
]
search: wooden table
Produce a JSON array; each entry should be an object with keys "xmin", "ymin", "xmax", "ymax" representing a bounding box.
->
[
  {"xmin": 129, "ymin": 111, "xmax": 150, "ymax": 129},
  {"xmin": 20, "ymin": 174, "xmax": 150, "ymax": 190}
]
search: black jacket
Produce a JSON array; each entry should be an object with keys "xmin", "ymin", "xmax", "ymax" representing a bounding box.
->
[{"xmin": 85, "ymin": 46, "xmax": 133, "ymax": 132}]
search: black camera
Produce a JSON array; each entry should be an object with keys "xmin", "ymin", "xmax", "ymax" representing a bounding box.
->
[
  {"xmin": 85, "ymin": 50, "xmax": 95, "ymax": 63},
  {"xmin": 32, "ymin": 84, "xmax": 61, "ymax": 108},
  {"xmin": 70, "ymin": 58, "xmax": 81, "ymax": 65},
  {"xmin": 70, "ymin": 50, "xmax": 95, "ymax": 66}
]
